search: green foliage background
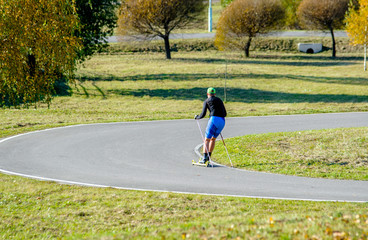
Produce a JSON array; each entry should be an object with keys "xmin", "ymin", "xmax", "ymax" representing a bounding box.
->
[{"xmin": 75, "ymin": 0, "xmax": 120, "ymax": 62}]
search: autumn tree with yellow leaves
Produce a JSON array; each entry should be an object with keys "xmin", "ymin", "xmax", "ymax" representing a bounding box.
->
[
  {"xmin": 215, "ymin": 0, "xmax": 285, "ymax": 57},
  {"xmin": 118, "ymin": 0, "xmax": 206, "ymax": 59},
  {"xmin": 0, "ymin": 0, "xmax": 81, "ymax": 107},
  {"xmin": 346, "ymin": 0, "xmax": 368, "ymax": 70}
]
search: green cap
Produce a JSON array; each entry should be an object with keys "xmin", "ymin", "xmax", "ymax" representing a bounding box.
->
[{"xmin": 207, "ymin": 87, "xmax": 216, "ymax": 95}]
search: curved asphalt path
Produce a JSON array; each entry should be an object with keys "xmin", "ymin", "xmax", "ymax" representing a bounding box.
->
[{"xmin": 1, "ymin": 112, "xmax": 368, "ymax": 202}]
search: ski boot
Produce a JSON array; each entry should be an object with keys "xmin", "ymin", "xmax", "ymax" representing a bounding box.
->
[
  {"xmin": 199, "ymin": 157, "xmax": 209, "ymax": 164},
  {"xmin": 192, "ymin": 157, "xmax": 210, "ymax": 167}
]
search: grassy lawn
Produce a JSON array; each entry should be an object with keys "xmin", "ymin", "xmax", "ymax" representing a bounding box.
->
[
  {"xmin": 214, "ymin": 127, "xmax": 368, "ymax": 180},
  {"xmin": 1, "ymin": 49, "xmax": 368, "ymax": 239},
  {"xmin": 1, "ymin": 174, "xmax": 368, "ymax": 239}
]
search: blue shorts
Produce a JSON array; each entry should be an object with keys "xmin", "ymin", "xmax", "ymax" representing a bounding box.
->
[{"xmin": 205, "ymin": 116, "xmax": 225, "ymax": 139}]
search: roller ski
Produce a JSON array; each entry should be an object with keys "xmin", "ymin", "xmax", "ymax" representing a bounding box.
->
[{"xmin": 192, "ymin": 158, "xmax": 210, "ymax": 167}]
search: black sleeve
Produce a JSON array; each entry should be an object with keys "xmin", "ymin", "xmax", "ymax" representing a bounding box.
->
[{"xmin": 196, "ymin": 100, "xmax": 208, "ymax": 119}]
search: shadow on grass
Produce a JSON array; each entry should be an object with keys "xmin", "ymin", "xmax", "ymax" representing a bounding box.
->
[
  {"xmin": 110, "ymin": 87, "xmax": 368, "ymax": 103},
  {"xmin": 81, "ymin": 73, "xmax": 368, "ymax": 86},
  {"xmin": 251, "ymin": 54, "xmax": 363, "ymax": 62},
  {"xmin": 173, "ymin": 56, "xmax": 360, "ymax": 67}
]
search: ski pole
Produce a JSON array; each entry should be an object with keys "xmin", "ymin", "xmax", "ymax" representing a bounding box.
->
[
  {"xmin": 220, "ymin": 133, "xmax": 233, "ymax": 167},
  {"xmin": 195, "ymin": 118, "xmax": 213, "ymax": 167}
]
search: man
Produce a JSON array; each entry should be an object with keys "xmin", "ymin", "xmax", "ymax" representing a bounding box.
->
[{"xmin": 195, "ymin": 87, "xmax": 227, "ymax": 164}]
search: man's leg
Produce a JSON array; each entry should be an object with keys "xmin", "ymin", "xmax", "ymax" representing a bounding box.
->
[
  {"xmin": 199, "ymin": 138, "xmax": 211, "ymax": 163},
  {"xmin": 203, "ymin": 138, "xmax": 211, "ymax": 154},
  {"xmin": 209, "ymin": 117, "xmax": 225, "ymax": 156},
  {"xmin": 201, "ymin": 138, "xmax": 216, "ymax": 163},
  {"xmin": 209, "ymin": 137, "xmax": 216, "ymax": 153},
  {"xmin": 202, "ymin": 116, "xmax": 218, "ymax": 163}
]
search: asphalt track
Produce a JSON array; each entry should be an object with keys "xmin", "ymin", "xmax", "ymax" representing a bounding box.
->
[{"xmin": 1, "ymin": 112, "xmax": 368, "ymax": 202}]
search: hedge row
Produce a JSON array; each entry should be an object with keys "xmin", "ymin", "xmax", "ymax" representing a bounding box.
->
[
  {"xmin": 104, "ymin": 39, "xmax": 217, "ymax": 53},
  {"xmin": 104, "ymin": 37, "xmax": 364, "ymax": 54}
]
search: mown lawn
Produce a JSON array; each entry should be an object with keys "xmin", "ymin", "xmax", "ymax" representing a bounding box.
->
[
  {"xmin": 214, "ymin": 127, "xmax": 368, "ymax": 180},
  {"xmin": 1, "ymin": 50, "xmax": 368, "ymax": 239},
  {"xmin": 1, "ymin": 174, "xmax": 368, "ymax": 239}
]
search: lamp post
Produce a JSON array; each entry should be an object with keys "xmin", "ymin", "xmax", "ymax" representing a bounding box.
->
[{"xmin": 208, "ymin": 0, "xmax": 212, "ymax": 32}]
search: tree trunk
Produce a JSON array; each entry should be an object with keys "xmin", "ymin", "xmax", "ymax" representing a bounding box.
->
[
  {"xmin": 329, "ymin": 26, "xmax": 336, "ymax": 58},
  {"xmin": 27, "ymin": 54, "xmax": 36, "ymax": 77},
  {"xmin": 244, "ymin": 37, "xmax": 252, "ymax": 58},
  {"xmin": 163, "ymin": 35, "xmax": 171, "ymax": 59}
]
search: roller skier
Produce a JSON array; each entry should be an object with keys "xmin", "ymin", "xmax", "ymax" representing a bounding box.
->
[{"xmin": 194, "ymin": 87, "xmax": 227, "ymax": 165}]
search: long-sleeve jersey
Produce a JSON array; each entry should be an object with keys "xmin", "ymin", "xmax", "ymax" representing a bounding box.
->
[{"xmin": 196, "ymin": 96, "xmax": 227, "ymax": 119}]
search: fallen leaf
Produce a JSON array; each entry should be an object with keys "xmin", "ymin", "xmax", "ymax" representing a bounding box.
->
[
  {"xmin": 269, "ymin": 217, "xmax": 274, "ymax": 227},
  {"xmin": 333, "ymin": 231, "xmax": 347, "ymax": 240},
  {"xmin": 325, "ymin": 227, "xmax": 333, "ymax": 235}
]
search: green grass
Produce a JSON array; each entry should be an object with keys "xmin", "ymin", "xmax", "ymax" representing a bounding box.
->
[
  {"xmin": 1, "ymin": 50, "xmax": 368, "ymax": 239},
  {"xmin": 1, "ymin": 174, "xmax": 368, "ymax": 239},
  {"xmin": 214, "ymin": 127, "xmax": 368, "ymax": 180}
]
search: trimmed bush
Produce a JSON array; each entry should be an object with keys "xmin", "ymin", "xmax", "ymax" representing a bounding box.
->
[{"xmin": 103, "ymin": 37, "xmax": 363, "ymax": 54}]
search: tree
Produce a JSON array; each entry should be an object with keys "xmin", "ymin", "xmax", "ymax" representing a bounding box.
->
[
  {"xmin": 345, "ymin": 0, "xmax": 367, "ymax": 46},
  {"xmin": 215, "ymin": 0, "xmax": 285, "ymax": 57},
  {"xmin": 221, "ymin": 0, "xmax": 234, "ymax": 7},
  {"xmin": 297, "ymin": 0, "xmax": 350, "ymax": 57},
  {"xmin": 282, "ymin": 0, "xmax": 303, "ymax": 29},
  {"xmin": 0, "ymin": 0, "xmax": 81, "ymax": 107},
  {"xmin": 346, "ymin": 0, "xmax": 368, "ymax": 70},
  {"xmin": 118, "ymin": 0, "xmax": 206, "ymax": 59},
  {"xmin": 75, "ymin": 0, "xmax": 120, "ymax": 62},
  {"xmin": 222, "ymin": 0, "xmax": 302, "ymax": 29}
]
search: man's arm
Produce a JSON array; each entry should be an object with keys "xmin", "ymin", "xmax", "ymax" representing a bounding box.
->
[{"xmin": 195, "ymin": 100, "xmax": 208, "ymax": 120}]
